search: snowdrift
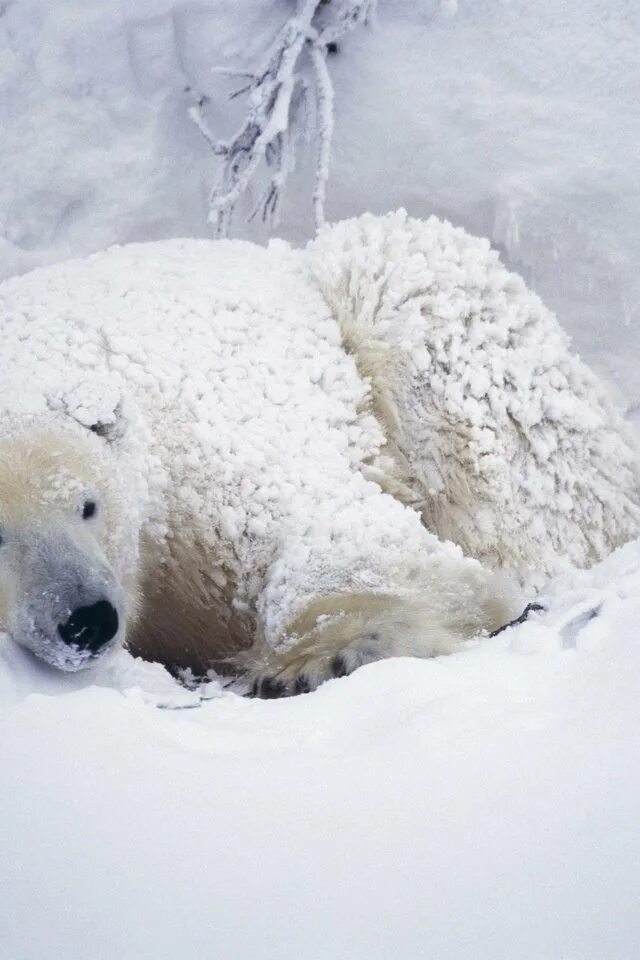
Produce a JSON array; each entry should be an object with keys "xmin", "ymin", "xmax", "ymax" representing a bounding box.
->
[{"xmin": 2, "ymin": 540, "xmax": 640, "ymax": 959}]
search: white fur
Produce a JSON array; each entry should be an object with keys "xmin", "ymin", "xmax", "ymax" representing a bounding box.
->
[{"xmin": 0, "ymin": 211, "xmax": 636, "ymax": 691}]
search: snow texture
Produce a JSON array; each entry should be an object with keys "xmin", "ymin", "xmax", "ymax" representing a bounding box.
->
[
  {"xmin": 2, "ymin": 540, "xmax": 640, "ymax": 959},
  {"xmin": 1, "ymin": 0, "xmax": 639, "ymax": 413}
]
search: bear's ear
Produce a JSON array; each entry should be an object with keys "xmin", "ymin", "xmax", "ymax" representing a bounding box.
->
[{"xmin": 49, "ymin": 379, "xmax": 129, "ymax": 445}]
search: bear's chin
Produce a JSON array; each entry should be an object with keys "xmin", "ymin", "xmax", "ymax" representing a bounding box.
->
[{"xmin": 15, "ymin": 628, "xmax": 119, "ymax": 673}]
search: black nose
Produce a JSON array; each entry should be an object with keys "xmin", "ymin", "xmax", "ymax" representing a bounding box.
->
[{"xmin": 58, "ymin": 600, "xmax": 119, "ymax": 652}]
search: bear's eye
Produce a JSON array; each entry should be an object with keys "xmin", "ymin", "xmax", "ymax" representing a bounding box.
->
[{"xmin": 82, "ymin": 500, "xmax": 97, "ymax": 520}]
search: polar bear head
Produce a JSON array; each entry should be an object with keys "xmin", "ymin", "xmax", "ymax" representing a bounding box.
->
[{"xmin": 0, "ymin": 416, "xmax": 143, "ymax": 671}]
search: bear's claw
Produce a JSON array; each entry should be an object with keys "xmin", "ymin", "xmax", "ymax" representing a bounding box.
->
[
  {"xmin": 250, "ymin": 676, "xmax": 287, "ymax": 699},
  {"xmin": 488, "ymin": 602, "xmax": 545, "ymax": 637},
  {"xmin": 247, "ymin": 644, "xmax": 376, "ymax": 699}
]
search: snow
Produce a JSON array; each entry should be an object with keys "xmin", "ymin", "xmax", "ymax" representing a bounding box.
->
[{"xmin": 2, "ymin": 541, "xmax": 640, "ymax": 959}]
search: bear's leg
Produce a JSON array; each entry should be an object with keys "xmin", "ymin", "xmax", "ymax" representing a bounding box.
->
[
  {"xmin": 243, "ymin": 461, "xmax": 520, "ymax": 698},
  {"xmin": 248, "ymin": 595, "xmax": 432, "ymax": 697},
  {"xmin": 247, "ymin": 586, "xmax": 511, "ymax": 698},
  {"xmin": 250, "ymin": 642, "xmax": 377, "ymax": 699}
]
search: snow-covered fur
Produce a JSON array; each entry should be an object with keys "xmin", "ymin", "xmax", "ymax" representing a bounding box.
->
[
  {"xmin": 0, "ymin": 210, "xmax": 637, "ymax": 692},
  {"xmin": 312, "ymin": 212, "xmax": 640, "ymax": 574}
]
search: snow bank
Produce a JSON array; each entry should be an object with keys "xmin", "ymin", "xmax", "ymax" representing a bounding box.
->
[{"xmin": 2, "ymin": 541, "xmax": 640, "ymax": 959}]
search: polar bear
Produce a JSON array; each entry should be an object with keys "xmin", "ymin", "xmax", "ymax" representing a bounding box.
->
[{"xmin": 0, "ymin": 211, "xmax": 638, "ymax": 695}]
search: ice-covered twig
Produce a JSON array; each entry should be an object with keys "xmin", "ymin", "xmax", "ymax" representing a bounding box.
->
[
  {"xmin": 308, "ymin": 41, "xmax": 334, "ymax": 229},
  {"xmin": 189, "ymin": 0, "xmax": 377, "ymax": 236}
]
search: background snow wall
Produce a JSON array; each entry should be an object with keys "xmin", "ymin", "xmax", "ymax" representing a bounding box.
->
[{"xmin": 2, "ymin": 0, "xmax": 639, "ymax": 409}]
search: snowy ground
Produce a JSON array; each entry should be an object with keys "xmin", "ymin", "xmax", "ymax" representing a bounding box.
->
[{"xmin": 2, "ymin": 542, "xmax": 640, "ymax": 959}]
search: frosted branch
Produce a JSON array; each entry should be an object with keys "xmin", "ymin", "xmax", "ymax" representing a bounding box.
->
[
  {"xmin": 309, "ymin": 42, "xmax": 334, "ymax": 229},
  {"xmin": 189, "ymin": 0, "xmax": 377, "ymax": 236}
]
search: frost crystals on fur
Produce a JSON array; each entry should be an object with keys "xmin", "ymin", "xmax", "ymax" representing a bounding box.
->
[{"xmin": 189, "ymin": 0, "xmax": 377, "ymax": 235}]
